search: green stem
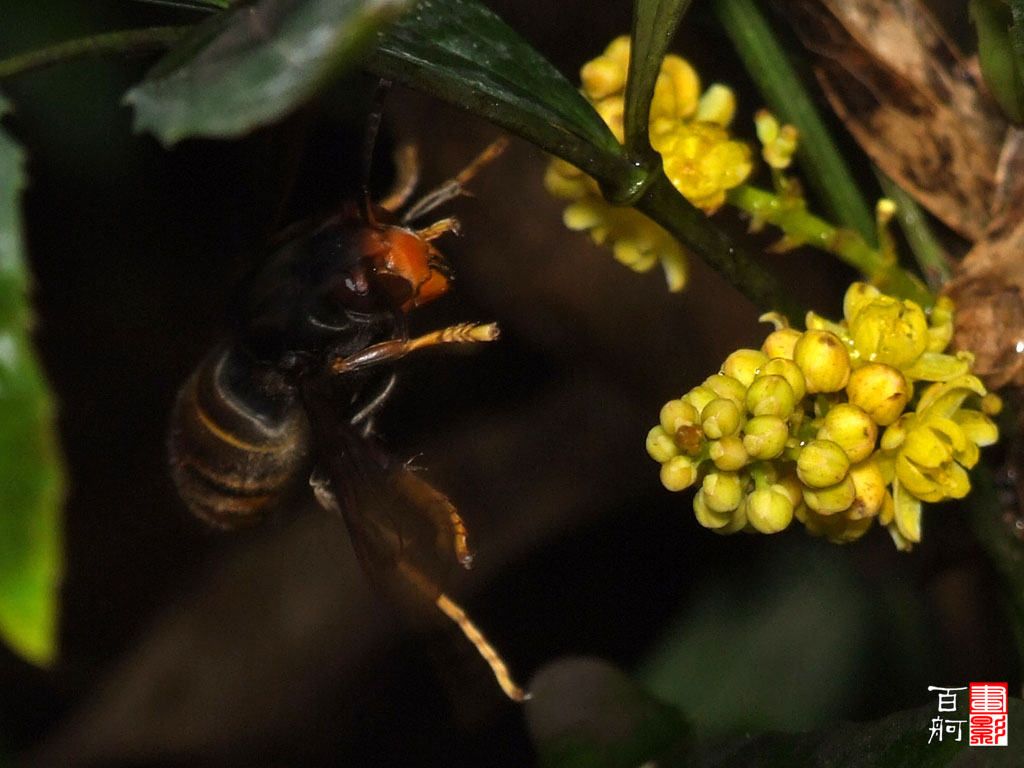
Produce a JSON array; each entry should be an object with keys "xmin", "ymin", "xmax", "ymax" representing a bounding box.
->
[
  {"xmin": 636, "ymin": 173, "xmax": 803, "ymax": 322},
  {"xmin": 874, "ymin": 170, "xmax": 952, "ymax": 292},
  {"xmin": 711, "ymin": 0, "xmax": 877, "ymax": 243},
  {"xmin": 0, "ymin": 26, "xmax": 190, "ymax": 80},
  {"xmin": 727, "ymin": 184, "xmax": 933, "ymax": 307}
]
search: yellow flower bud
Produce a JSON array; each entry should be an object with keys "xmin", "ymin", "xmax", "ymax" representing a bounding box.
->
[
  {"xmin": 646, "ymin": 425, "xmax": 679, "ymax": 463},
  {"xmin": 683, "ymin": 385, "xmax": 717, "ymax": 415},
  {"xmin": 702, "ymin": 471, "xmax": 743, "ymax": 512},
  {"xmin": 563, "ymin": 199, "xmax": 606, "ymax": 232},
  {"xmin": 846, "ymin": 458, "xmax": 886, "ymax": 519},
  {"xmin": 746, "ymin": 485, "xmax": 795, "ymax": 533},
  {"xmin": 797, "ymin": 439, "xmax": 851, "ymax": 488},
  {"xmin": 695, "ymin": 83, "xmax": 736, "ymax": 125},
  {"xmin": 651, "ymin": 55, "xmax": 701, "ymax": 121},
  {"xmin": 581, "ymin": 56, "xmax": 627, "ymax": 101},
  {"xmin": 660, "ymin": 398, "xmax": 700, "ymax": 434},
  {"xmin": 799, "ymin": 505, "xmax": 874, "ymax": 543},
  {"xmin": 543, "ymin": 158, "xmax": 592, "ymax": 199},
  {"xmin": 775, "ymin": 473, "xmax": 804, "ymax": 507},
  {"xmin": 793, "ymin": 330, "xmax": 851, "ymax": 393},
  {"xmin": 661, "ymin": 455, "xmax": 699, "ymax": 491},
  {"xmin": 802, "ymin": 474, "xmax": 856, "ymax": 515},
  {"xmin": 762, "ymin": 328, "xmax": 802, "ymax": 360},
  {"xmin": 754, "ymin": 110, "xmax": 799, "ymax": 169},
  {"xmin": 745, "ymin": 374, "xmax": 796, "ymax": 419},
  {"xmin": 982, "ymin": 393, "xmax": 1003, "ymax": 417},
  {"xmin": 693, "ymin": 489, "xmax": 734, "ymax": 529},
  {"xmin": 742, "ymin": 415, "xmax": 790, "ymax": 460},
  {"xmin": 761, "ymin": 358, "xmax": 806, "ymax": 401},
  {"xmin": 846, "ymin": 363, "xmax": 909, "ymax": 426},
  {"xmin": 703, "ymin": 373, "xmax": 748, "ymax": 405},
  {"xmin": 709, "ymin": 434, "xmax": 749, "ymax": 471},
  {"xmin": 817, "ymin": 402, "xmax": 878, "ymax": 463},
  {"xmin": 722, "ymin": 348, "xmax": 768, "ymax": 387},
  {"xmin": 754, "ymin": 109, "xmax": 779, "ymax": 146},
  {"xmin": 702, "ymin": 397, "xmax": 742, "ymax": 439}
]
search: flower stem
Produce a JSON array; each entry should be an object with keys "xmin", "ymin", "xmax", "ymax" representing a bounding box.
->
[
  {"xmin": 0, "ymin": 26, "xmax": 190, "ymax": 80},
  {"xmin": 727, "ymin": 183, "xmax": 933, "ymax": 308},
  {"xmin": 711, "ymin": 0, "xmax": 877, "ymax": 243},
  {"xmin": 874, "ymin": 170, "xmax": 952, "ymax": 292}
]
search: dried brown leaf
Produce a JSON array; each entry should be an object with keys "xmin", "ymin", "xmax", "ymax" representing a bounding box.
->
[
  {"xmin": 945, "ymin": 127, "xmax": 1024, "ymax": 389},
  {"xmin": 783, "ymin": 0, "xmax": 1007, "ymax": 241}
]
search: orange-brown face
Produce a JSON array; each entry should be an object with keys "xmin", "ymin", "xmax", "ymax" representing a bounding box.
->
[{"xmin": 361, "ymin": 226, "xmax": 451, "ymax": 310}]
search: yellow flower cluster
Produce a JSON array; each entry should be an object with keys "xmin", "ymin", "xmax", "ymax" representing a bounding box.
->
[
  {"xmin": 544, "ymin": 36, "xmax": 754, "ymax": 291},
  {"xmin": 646, "ymin": 283, "xmax": 1000, "ymax": 550}
]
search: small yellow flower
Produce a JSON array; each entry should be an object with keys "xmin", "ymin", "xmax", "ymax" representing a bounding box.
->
[
  {"xmin": 847, "ymin": 293, "xmax": 929, "ymax": 369},
  {"xmin": 647, "ymin": 281, "xmax": 998, "ymax": 551},
  {"xmin": 650, "ymin": 120, "xmax": 753, "ymax": 213},
  {"xmin": 754, "ymin": 110, "xmax": 799, "ymax": 169},
  {"xmin": 544, "ymin": 36, "xmax": 752, "ymax": 291},
  {"xmin": 746, "ymin": 485, "xmax": 795, "ymax": 533},
  {"xmin": 876, "ymin": 375, "xmax": 997, "ymax": 543},
  {"xmin": 793, "ymin": 330, "xmax": 851, "ymax": 393}
]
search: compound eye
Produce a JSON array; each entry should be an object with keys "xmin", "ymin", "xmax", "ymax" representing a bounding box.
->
[{"xmin": 372, "ymin": 272, "xmax": 416, "ymax": 307}]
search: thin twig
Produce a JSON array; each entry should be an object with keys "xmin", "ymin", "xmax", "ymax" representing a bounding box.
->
[{"xmin": 0, "ymin": 26, "xmax": 191, "ymax": 80}]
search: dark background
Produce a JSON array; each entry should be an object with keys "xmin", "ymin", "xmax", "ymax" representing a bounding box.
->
[{"xmin": 1, "ymin": 1, "xmax": 1018, "ymax": 765}]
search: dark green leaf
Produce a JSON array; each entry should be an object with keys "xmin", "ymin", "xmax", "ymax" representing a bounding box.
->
[
  {"xmin": 624, "ymin": 0, "xmax": 691, "ymax": 164},
  {"xmin": 636, "ymin": 174, "xmax": 802, "ymax": 321},
  {"xmin": 971, "ymin": 0, "xmax": 1024, "ymax": 123},
  {"xmin": 125, "ymin": 0, "xmax": 412, "ymax": 144},
  {"xmin": 367, "ymin": 0, "xmax": 792, "ymax": 317},
  {"xmin": 365, "ymin": 0, "xmax": 631, "ymax": 188},
  {"xmin": 638, "ymin": 545, "xmax": 875, "ymax": 739},
  {"xmin": 1010, "ymin": 0, "xmax": 1024, "ymax": 60},
  {"xmin": 711, "ymin": 0, "xmax": 876, "ymax": 242},
  {"xmin": 526, "ymin": 657, "xmax": 692, "ymax": 768},
  {"xmin": 0, "ymin": 93, "xmax": 65, "ymax": 667}
]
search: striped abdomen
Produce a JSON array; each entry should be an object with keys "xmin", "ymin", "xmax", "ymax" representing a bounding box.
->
[{"xmin": 168, "ymin": 347, "xmax": 310, "ymax": 529}]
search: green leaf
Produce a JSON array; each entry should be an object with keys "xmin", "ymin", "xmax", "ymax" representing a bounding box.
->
[
  {"xmin": 971, "ymin": 0, "xmax": 1024, "ymax": 123},
  {"xmin": 526, "ymin": 657, "xmax": 692, "ymax": 768},
  {"xmin": 365, "ymin": 0, "xmax": 631, "ymax": 188},
  {"xmin": 624, "ymin": 0, "xmax": 691, "ymax": 164},
  {"xmin": 711, "ymin": 0, "xmax": 877, "ymax": 243},
  {"xmin": 638, "ymin": 546, "xmax": 875, "ymax": 739},
  {"xmin": 125, "ymin": 0, "xmax": 412, "ymax": 144},
  {"xmin": 0, "ymin": 93, "xmax": 65, "ymax": 668},
  {"xmin": 1010, "ymin": 0, "xmax": 1024, "ymax": 60}
]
